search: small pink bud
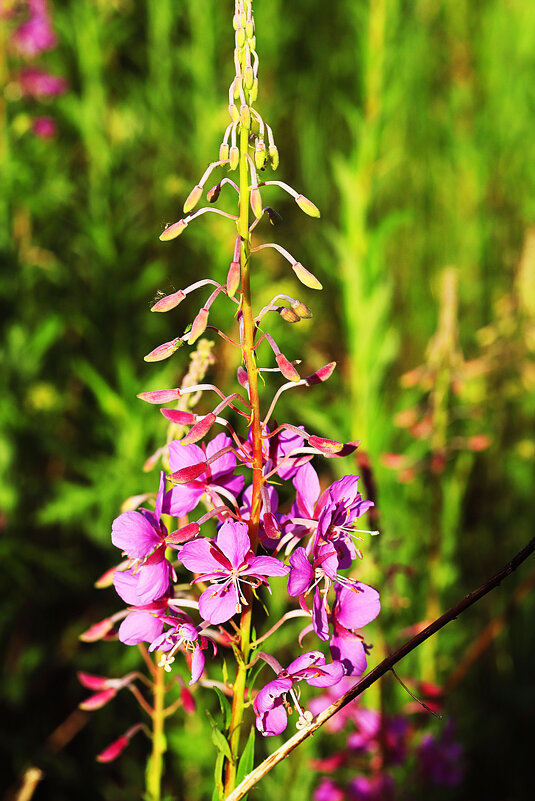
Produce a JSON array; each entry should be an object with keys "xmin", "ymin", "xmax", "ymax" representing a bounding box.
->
[
  {"xmin": 306, "ymin": 361, "xmax": 336, "ymax": 385},
  {"xmin": 151, "ymin": 289, "xmax": 186, "ymax": 312},
  {"xmin": 166, "ymin": 522, "xmax": 200, "ymax": 546},
  {"xmin": 183, "ymin": 184, "xmax": 203, "ymax": 214},
  {"xmin": 263, "ymin": 513, "xmax": 281, "ymax": 540},
  {"xmin": 276, "ymin": 353, "xmax": 301, "ymax": 382},
  {"xmin": 189, "ymin": 308, "xmax": 209, "ymax": 344},
  {"xmin": 160, "ymin": 218, "xmax": 188, "ymax": 242},
  {"xmin": 94, "ymin": 565, "xmax": 117, "ymax": 589},
  {"xmin": 227, "ymin": 260, "xmax": 241, "ymax": 297},
  {"xmin": 237, "ymin": 366, "xmax": 249, "ymax": 389},
  {"xmin": 250, "ymin": 186, "xmax": 263, "ymax": 219},
  {"xmin": 291, "ymin": 299, "xmax": 313, "ymax": 319},
  {"xmin": 97, "ymin": 735, "xmax": 129, "ymax": 763},
  {"xmin": 229, "ymin": 146, "xmax": 239, "ymax": 170},
  {"xmin": 143, "ymin": 446, "xmax": 165, "ymax": 471},
  {"xmin": 79, "ymin": 617, "xmax": 114, "ymax": 642},
  {"xmin": 240, "ymin": 104, "xmax": 251, "ymax": 128},
  {"xmin": 169, "ymin": 462, "xmax": 208, "ymax": 484},
  {"xmin": 467, "ymin": 434, "xmax": 491, "ymax": 451},
  {"xmin": 144, "ymin": 338, "xmax": 181, "ymax": 362},
  {"xmin": 161, "ymin": 409, "xmax": 197, "ymax": 424},
  {"xmin": 78, "ymin": 672, "xmax": 111, "ymax": 691},
  {"xmin": 181, "ymin": 413, "xmax": 217, "ymax": 445},
  {"xmin": 219, "ymin": 143, "xmax": 229, "ymax": 161},
  {"xmin": 309, "ymin": 436, "xmax": 343, "ymax": 454},
  {"xmin": 292, "ymin": 262, "xmax": 323, "ymax": 290},
  {"xmin": 80, "ymin": 687, "xmax": 117, "ymax": 711},
  {"xmin": 207, "ymin": 182, "xmax": 222, "ymax": 203},
  {"xmin": 279, "ymin": 307, "xmax": 301, "ymax": 323},
  {"xmin": 137, "ymin": 388, "xmax": 181, "ymax": 403},
  {"xmin": 181, "ymin": 686, "xmax": 196, "ymax": 714},
  {"xmin": 295, "ymin": 194, "xmax": 321, "ymax": 218},
  {"xmin": 269, "ymin": 145, "xmax": 279, "ymax": 170}
]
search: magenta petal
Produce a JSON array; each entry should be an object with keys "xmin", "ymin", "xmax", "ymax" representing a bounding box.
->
[
  {"xmin": 189, "ymin": 647, "xmax": 206, "ymax": 685},
  {"xmin": 198, "ymin": 583, "xmax": 239, "ymax": 624},
  {"xmin": 168, "ymin": 440, "xmax": 204, "ymax": 472},
  {"xmin": 312, "ymin": 587, "xmax": 330, "ymax": 641},
  {"xmin": 136, "ymin": 561, "xmax": 171, "ymax": 604},
  {"xmin": 255, "ymin": 677, "xmax": 293, "ymax": 713},
  {"xmin": 335, "ymin": 583, "xmax": 381, "ymax": 630},
  {"xmin": 305, "ymin": 661, "xmax": 345, "ymax": 688},
  {"xmin": 111, "ymin": 511, "xmax": 161, "ymax": 559},
  {"xmin": 288, "ymin": 651, "xmax": 325, "ymax": 674},
  {"xmin": 330, "ymin": 629, "xmax": 367, "ymax": 677},
  {"xmin": 206, "ymin": 433, "xmax": 236, "ymax": 475},
  {"xmin": 293, "ymin": 462, "xmax": 320, "ymax": 514},
  {"xmin": 154, "ymin": 471, "xmax": 166, "ymax": 521},
  {"xmin": 179, "ymin": 538, "xmax": 224, "ymax": 574},
  {"xmin": 113, "ymin": 569, "xmax": 145, "ymax": 605},
  {"xmin": 256, "ymin": 697, "xmax": 288, "ymax": 736},
  {"xmin": 166, "ymin": 483, "xmax": 205, "ymax": 517},
  {"xmin": 287, "ymin": 547, "xmax": 314, "ymax": 596},
  {"xmin": 216, "ymin": 520, "xmax": 251, "ymax": 567},
  {"xmin": 119, "ymin": 611, "xmax": 164, "ymax": 646},
  {"xmin": 248, "ymin": 555, "xmax": 290, "ymax": 577}
]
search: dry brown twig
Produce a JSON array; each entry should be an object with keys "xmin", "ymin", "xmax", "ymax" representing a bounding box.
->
[{"xmin": 224, "ymin": 536, "xmax": 535, "ymax": 801}]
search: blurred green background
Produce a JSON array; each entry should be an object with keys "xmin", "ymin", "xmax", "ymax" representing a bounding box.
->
[{"xmin": 1, "ymin": 0, "xmax": 535, "ymax": 799}]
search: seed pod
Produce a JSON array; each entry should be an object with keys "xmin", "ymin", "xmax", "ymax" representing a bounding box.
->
[
  {"xmin": 291, "ymin": 299, "xmax": 313, "ymax": 319},
  {"xmin": 309, "ymin": 435, "xmax": 344, "ymax": 454},
  {"xmin": 169, "ymin": 462, "xmax": 208, "ymax": 484},
  {"xmin": 181, "ymin": 413, "xmax": 217, "ymax": 445},
  {"xmin": 183, "ymin": 184, "xmax": 203, "ymax": 214},
  {"xmin": 240, "ymin": 104, "xmax": 251, "ymax": 129},
  {"xmin": 306, "ymin": 362, "xmax": 336, "ymax": 385},
  {"xmin": 279, "ymin": 307, "xmax": 301, "ymax": 323},
  {"xmin": 160, "ymin": 219, "xmax": 188, "ymax": 242},
  {"xmin": 160, "ymin": 409, "xmax": 196, "ymax": 424},
  {"xmin": 206, "ymin": 182, "xmax": 222, "ymax": 203},
  {"xmin": 250, "ymin": 186, "xmax": 263, "ymax": 218},
  {"xmin": 166, "ymin": 522, "xmax": 200, "ymax": 546}
]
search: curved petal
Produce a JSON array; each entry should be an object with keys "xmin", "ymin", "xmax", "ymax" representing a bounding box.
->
[
  {"xmin": 111, "ymin": 511, "xmax": 160, "ymax": 559},
  {"xmin": 118, "ymin": 611, "xmax": 164, "ymax": 646},
  {"xmin": 255, "ymin": 696, "xmax": 288, "ymax": 736},
  {"xmin": 189, "ymin": 646, "xmax": 206, "ymax": 685},
  {"xmin": 154, "ymin": 470, "xmax": 166, "ymax": 522},
  {"xmin": 135, "ymin": 560, "xmax": 171, "ymax": 604},
  {"xmin": 288, "ymin": 651, "xmax": 325, "ymax": 675},
  {"xmin": 198, "ymin": 582, "xmax": 239, "ymax": 624},
  {"xmin": 334, "ymin": 583, "xmax": 381, "ymax": 630},
  {"xmin": 293, "ymin": 462, "xmax": 320, "ymax": 516},
  {"xmin": 312, "ymin": 587, "xmax": 330, "ymax": 641},
  {"xmin": 180, "ymin": 538, "xmax": 225, "ymax": 575},
  {"xmin": 113, "ymin": 569, "xmax": 145, "ymax": 606},
  {"xmin": 168, "ymin": 440, "xmax": 204, "ymax": 473},
  {"xmin": 254, "ymin": 677, "xmax": 293, "ymax": 713},
  {"xmin": 166, "ymin": 483, "xmax": 205, "ymax": 517},
  {"xmin": 287, "ymin": 547, "xmax": 314, "ymax": 596},
  {"xmin": 304, "ymin": 660, "xmax": 345, "ymax": 688},
  {"xmin": 206, "ymin": 433, "xmax": 235, "ymax": 475},
  {"xmin": 330, "ymin": 629, "xmax": 367, "ymax": 677},
  {"xmin": 248, "ymin": 555, "xmax": 290, "ymax": 577},
  {"xmin": 216, "ymin": 520, "xmax": 251, "ymax": 568}
]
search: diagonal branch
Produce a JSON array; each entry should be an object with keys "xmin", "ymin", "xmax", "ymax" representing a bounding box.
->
[{"xmin": 224, "ymin": 536, "xmax": 535, "ymax": 801}]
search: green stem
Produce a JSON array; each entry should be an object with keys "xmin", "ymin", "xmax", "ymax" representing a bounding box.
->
[
  {"xmin": 224, "ymin": 120, "xmax": 264, "ymax": 796},
  {"xmin": 146, "ymin": 656, "xmax": 166, "ymax": 801}
]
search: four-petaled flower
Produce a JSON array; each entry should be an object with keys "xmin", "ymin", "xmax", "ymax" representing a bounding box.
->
[{"xmin": 179, "ymin": 519, "xmax": 289, "ymax": 624}]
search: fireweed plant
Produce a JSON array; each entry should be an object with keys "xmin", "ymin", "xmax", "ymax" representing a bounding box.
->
[{"xmin": 81, "ymin": 2, "xmax": 382, "ymax": 799}]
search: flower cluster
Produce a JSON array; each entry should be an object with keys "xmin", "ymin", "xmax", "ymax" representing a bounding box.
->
[{"xmin": 2, "ymin": 0, "xmax": 67, "ymax": 138}]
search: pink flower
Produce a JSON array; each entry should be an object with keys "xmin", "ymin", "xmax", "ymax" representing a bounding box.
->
[
  {"xmin": 11, "ymin": 0, "xmax": 57, "ymax": 57},
  {"xmin": 32, "ymin": 115, "xmax": 56, "ymax": 138},
  {"xmin": 18, "ymin": 67, "xmax": 67, "ymax": 97}
]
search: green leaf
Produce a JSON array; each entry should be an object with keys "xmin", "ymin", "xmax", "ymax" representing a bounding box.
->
[
  {"xmin": 212, "ymin": 685, "xmax": 232, "ymax": 729},
  {"xmin": 213, "ymin": 749, "xmax": 225, "ymax": 801},
  {"xmin": 206, "ymin": 711, "xmax": 232, "ymax": 761},
  {"xmin": 236, "ymin": 725, "xmax": 255, "ymax": 787}
]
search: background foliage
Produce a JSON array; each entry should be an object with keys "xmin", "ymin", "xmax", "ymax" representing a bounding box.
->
[{"xmin": 1, "ymin": 0, "xmax": 535, "ymax": 799}]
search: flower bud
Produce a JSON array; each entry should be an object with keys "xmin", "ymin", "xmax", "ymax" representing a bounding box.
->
[
  {"xmin": 161, "ymin": 409, "xmax": 196, "ymax": 424},
  {"xmin": 265, "ymin": 206, "xmax": 283, "ymax": 226},
  {"xmin": 219, "ymin": 142, "xmax": 230, "ymax": 161},
  {"xmin": 227, "ymin": 260, "xmax": 241, "ymax": 297},
  {"xmin": 78, "ymin": 672, "xmax": 111, "ymax": 691},
  {"xmin": 181, "ymin": 413, "xmax": 217, "ymax": 445},
  {"xmin": 79, "ymin": 617, "xmax": 114, "ymax": 642},
  {"xmin": 80, "ymin": 688, "xmax": 118, "ymax": 711},
  {"xmin": 236, "ymin": 26, "xmax": 246, "ymax": 48},
  {"xmin": 97, "ymin": 736, "xmax": 130, "ymax": 764},
  {"xmin": 306, "ymin": 362, "xmax": 336, "ymax": 385},
  {"xmin": 95, "ymin": 565, "xmax": 119, "ymax": 588},
  {"xmin": 295, "ymin": 194, "xmax": 321, "ymax": 218},
  {"xmin": 144, "ymin": 338, "xmax": 181, "ymax": 362},
  {"xmin": 189, "ymin": 308, "xmax": 209, "ymax": 344},
  {"xmin": 249, "ymin": 78, "xmax": 258, "ymax": 102},
  {"xmin": 246, "ymin": 20, "xmax": 254, "ymax": 39},
  {"xmin": 183, "ymin": 184, "xmax": 203, "ymax": 214},
  {"xmin": 137, "ymin": 388, "xmax": 181, "ymax": 404},
  {"xmin": 255, "ymin": 140, "xmax": 267, "ymax": 170},
  {"xmin": 181, "ymin": 686, "xmax": 196, "ymax": 714},
  {"xmin": 309, "ymin": 436, "xmax": 344, "ymax": 454},
  {"xmin": 160, "ymin": 218, "xmax": 188, "ymax": 242},
  {"xmin": 291, "ymin": 299, "xmax": 313, "ymax": 319},
  {"xmin": 166, "ymin": 522, "xmax": 200, "ymax": 546},
  {"xmin": 229, "ymin": 103, "xmax": 240, "ymax": 122},
  {"xmin": 244, "ymin": 65, "xmax": 254, "ymax": 90},
  {"xmin": 169, "ymin": 462, "xmax": 208, "ymax": 484},
  {"xmin": 237, "ymin": 366, "xmax": 249, "ymax": 389},
  {"xmin": 276, "ymin": 353, "xmax": 300, "ymax": 382},
  {"xmin": 269, "ymin": 144, "xmax": 279, "ymax": 170},
  {"xmin": 206, "ymin": 182, "xmax": 222, "ymax": 203},
  {"xmin": 229, "ymin": 146, "xmax": 240, "ymax": 171},
  {"xmin": 263, "ymin": 513, "xmax": 281, "ymax": 540},
  {"xmin": 279, "ymin": 307, "xmax": 301, "ymax": 323},
  {"xmin": 292, "ymin": 261, "xmax": 323, "ymax": 290},
  {"xmin": 240, "ymin": 103, "xmax": 251, "ymax": 129},
  {"xmin": 250, "ymin": 186, "xmax": 263, "ymax": 219},
  {"xmin": 151, "ymin": 289, "xmax": 186, "ymax": 312}
]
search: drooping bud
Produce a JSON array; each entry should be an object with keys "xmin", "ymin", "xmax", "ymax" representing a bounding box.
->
[
  {"xmin": 97, "ymin": 736, "xmax": 129, "ymax": 764},
  {"xmin": 169, "ymin": 462, "xmax": 208, "ymax": 484},
  {"xmin": 244, "ymin": 65, "xmax": 254, "ymax": 90},
  {"xmin": 183, "ymin": 184, "xmax": 203, "ymax": 214},
  {"xmin": 94, "ymin": 565, "xmax": 118, "ymax": 588},
  {"xmin": 292, "ymin": 261, "xmax": 323, "ymax": 290},
  {"xmin": 151, "ymin": 290, "xmax": 186, "ymax": 312},
  {"xmin": 309, "ymin": 436, "xmax": 344, "ymax": 454},
  {"xmin": 269, "ymin": 144, "xmax": 279, "ymax": 170},
  {"xmin": 219, "ymin": 143, "xmax": 230, "ymax": 161},
  {"xmin": 276, "ymin": 353, "xmax": 301, "ymax": 382},
  {"xmin": 265, "ymin": 206, "xmax": 283, "ymax": 226},
  {"xmin": 78, "ymin": 672, "xmax": 111, "ymax": 691},
  {"xmin": 250, "ymin": 186, "xmax": 263, "ymax": 218},
  {"xmin": 227, "ymin": 260, "xmax": 241, "ymax": 297},
  {"xmin": 181, "ymin": 686, "xmax": 196, "ymax": 713},
  {"xmin": 160, "ymin": 219, "xmax": 188, "ymax": 242},
  {"xmin": 291, "ymin": 299, "xmax": 313, "ymax": 318},
  {"xmin": 137, "ymin": 388, "xmax": 181, "ymax": 404},
  {"xmin": 207, "ymin": 182, "xmax": 222, "ymax": 203},
  {"xmin": 161, "ymin": 409, "xmax": 197, "ymax": 424},
  {"xmin": 79, "ymin": 688, "xmax": 118, "ymax": 711},
  {"xmin": 295, "ymin": 194, "xmax": 321, "ymax": 218},
  {"xmin": 237, "ymin": 366, "xmax": 249, "ymax": 389},
  {"xmin": 120, "ymin": 493, "xmax": 152, "ymax": 512},
  {"xmin": 181, "ymin": 413, "xmax": 217, "ymax": 445},
  {"xmin": 263, "ymin": 513, "xmax": 281, "ymax": 540},
  {"xmin": 229, "ymin": 146, "xmax": 240, "ymax": 171},
  {"xmin": 229, "ymin": 103, "xmax": 240, "ymax": 122},
  {"xmin": 144, "ymin": 338, "xmax": 181, "ymax": 362},
  {"xmin": 255, "ymin": 140, "xmax": 267, "ymax": 170},
  {"xmin": 279, "ymin": 307, "xmax": 301, "ymax": 323},
  {"xmin": 240, "ymin": 104, "xmax": 251, "ymax": 129},
  {"xmin": 166, "ymin": 522, "xmax": 200, "ymax": 546},
  {"xmin": 306, "ymin": 362, "xmax": 336, "ymax": 385},
  {"xmin": 189, "ymin": 308, "xmax": 209, "ymax": 344},
  {"xmin": 79, "ymin": 617, "xmax": 115, "ymax": 642}
]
